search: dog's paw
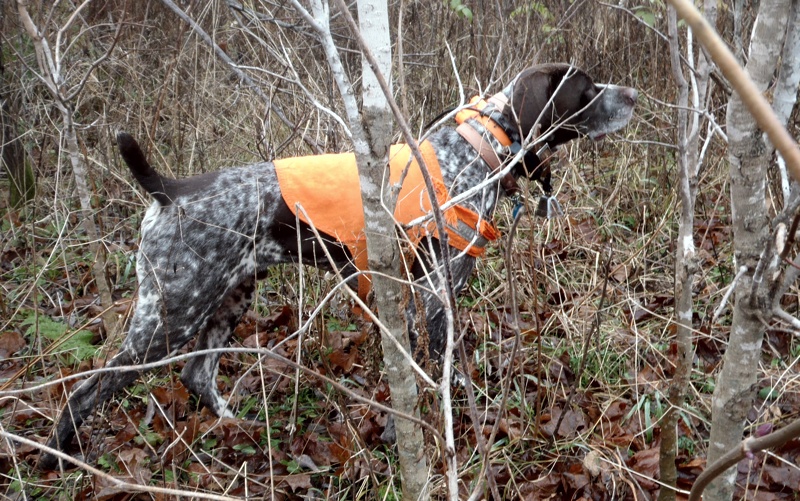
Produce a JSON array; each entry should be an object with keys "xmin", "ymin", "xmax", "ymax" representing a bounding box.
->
[
  {"xmin": 535, "ymin": 196, "xmax": 564, "ymax": 218},
  {"xmin": 37, "ymin": 451, "xmax": 69, "ymax": 471}
]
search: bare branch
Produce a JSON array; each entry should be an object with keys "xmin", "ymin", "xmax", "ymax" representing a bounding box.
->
[
  {"xmin": 54, "ymin": 0, "xmax": 93, "ymax": 74},
  {"xmin": 64, "ymin": 11, "xmax": 126, "ymax": 102},
  {"xmin": 16, "ymin": 0, "xmax": 60, "ymax": 96},
  {"xmin": 666, "ymin": 0, "xmax": 800, "ymax": 182},
  {"xmin": 159, "ymin": 0, "xmax": 322, "ymax": 154},
  {"xmin": 689, "ymin": 420, "xmax": 800, "ymax": 501}
]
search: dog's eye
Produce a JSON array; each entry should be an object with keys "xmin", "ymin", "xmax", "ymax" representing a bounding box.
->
[{"xmin": 581, "ymin": 87, "xmax": 598, "ymax": 107}]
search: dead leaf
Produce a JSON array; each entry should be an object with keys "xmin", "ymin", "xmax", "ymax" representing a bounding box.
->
[
  {"xmin": 519, "ymin": 472, "xmax": 561, "ymax": 500},
  {"xmin": 0, "ymin": 331, "xmax": 26, "ymax": 359},
  {"xmin": 539, "ymin": 407, "xmax": 588, "ymax": 438},
  {"xmin": 497, "ymin": 417, "xmax": 523, "ymax": 441},
  {"xmin": 762, "ymin": 463, "xmax": 800, "ymax": 490},
  {"xmin": 570, "ymin": 216, "xmax": 600, "ymax": 244},
  {"xmin": 628, "ymin": 447, "xmax": 660, "ymax": 489},
  {"xmin": 583, "ymin": 450, "xmax": 605, "ymax": 477},
  {"xmin": 562, "ymin": 461, "xmax": 590, "ymax": 491},
  {"xmin": 279, "ymin": 473, "xmax": 312, "ymax": 491}
]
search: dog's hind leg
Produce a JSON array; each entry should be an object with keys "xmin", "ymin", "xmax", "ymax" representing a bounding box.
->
[
  {"xmin": 39, "ymin": 350, "xmax": 142, "ymax": 469},
  {"xmin": 180, "ymin": 278, "xmax": 256, "ymax": 418},
  {"xmin": 39, "ymin": 274, "xmax": 226, "ymax": 469},
  {"xmin": 406, "ymin": 238, "xmax": 478, "ymax": 360}
]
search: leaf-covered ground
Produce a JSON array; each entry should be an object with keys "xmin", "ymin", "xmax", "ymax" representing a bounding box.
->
[{"xmin": 3, "ymin": 143, "xmax": 800, "ymax": 500}]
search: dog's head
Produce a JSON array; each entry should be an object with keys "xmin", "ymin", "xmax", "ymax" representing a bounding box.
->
[{"xmin": 504, "ymin": 63, "xmax": 637, "ymax": 147}]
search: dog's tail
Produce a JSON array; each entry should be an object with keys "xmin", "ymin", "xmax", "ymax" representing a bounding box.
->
[{"xmin": 116, "ymin": 131, "xmax": 173, "ymax": 206}]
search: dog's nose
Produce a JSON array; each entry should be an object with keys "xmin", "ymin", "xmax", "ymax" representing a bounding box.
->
[{"xmin": 624, "ymin": 88, "xmax": 639, "ymax": 105}]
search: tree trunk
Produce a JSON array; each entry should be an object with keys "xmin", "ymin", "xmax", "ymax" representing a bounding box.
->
[
  {"xmin": 0, "ymin": 40, "xmax": 34, "ymax": 207},
  {"xmin": 773, "ymin": 1, "xmax": 800, "ymax": 199},
  {"xmin": 659, "ymin": 3, "xmax": 713, "ymax": 498},
  {"xmin": 353, "ymin": 1, "xmax": 430, "ymax": 498},
  {"xmin": 291, "ymin": 1, "xmax": 430, "ymax": 498},
  {"xmin": 0, "ymin": 99, "xmax": 33, "ymax": 207},
  {"xmin": 705, "ymin": 1, "xmax": 792, "ymax": 498}
]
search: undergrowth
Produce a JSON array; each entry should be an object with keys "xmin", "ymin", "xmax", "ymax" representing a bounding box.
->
[{"xmin": 1, "ymin": 1, "xmax": 799, "ymax": 500}]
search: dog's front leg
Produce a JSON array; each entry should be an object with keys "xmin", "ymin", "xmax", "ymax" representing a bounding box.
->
[{"xmin": 406, "ymin": 237, "xmax": 477, "ymax": 361}]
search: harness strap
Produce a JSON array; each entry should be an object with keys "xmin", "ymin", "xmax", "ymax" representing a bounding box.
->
[
  {"xmin": 487, "ymin": 93, "xmax": 509, "ymax": 111},
  {"xmin": 443, "ymin": 203, "xmax": 501, "ymax": 254},
  {"xmin": 455, "ymin": 96, "xmax": 514, "ymax": 148},
  {"xmin": 455, "ymin": 94, "xmax": 521, "ymax": 197},
  {"xmin": 456, "ymin": 122, "xmax": 503, "ymax": 171}
]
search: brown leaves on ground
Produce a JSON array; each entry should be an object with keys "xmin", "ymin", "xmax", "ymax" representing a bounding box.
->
[{"xmin": 3, "ymin": 203, "xmax": 800, "ymax": 500}]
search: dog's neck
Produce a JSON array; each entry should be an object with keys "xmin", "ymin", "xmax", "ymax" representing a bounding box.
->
[{"xmin": 454, "ymin": 89, "xmax": 525, "ymax": 197}]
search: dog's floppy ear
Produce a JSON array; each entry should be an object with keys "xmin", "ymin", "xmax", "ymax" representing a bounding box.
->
[
  {"xmin": 506, "ymin": 63, "xmax": 593, "ymax": 143},
  {"xmin": 506, "ymin": 65, "xmax": 557, "ymax": 138}
]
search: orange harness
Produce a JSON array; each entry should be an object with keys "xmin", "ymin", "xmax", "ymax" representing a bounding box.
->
[
  {"xmin": 455, "ymin": 96, "xmax": 514, "ymax": 149},
  {"xmin": 274, "ymin": 140, "xmax": 500, "ymax": 298},
  {"xmin": 454, "ymin": 95, "xmax": 522, "ymax": 197}
]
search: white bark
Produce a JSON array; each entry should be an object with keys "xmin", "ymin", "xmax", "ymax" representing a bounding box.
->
[
  {"xmin": 354, "ymin": 1, "xmax": 431, "ymax": 499},
  {"xmin": 291, "ymin": 1, "xmax": 430, "ymax": 498},
  {"xmin": 774, "ymin": 1, "xmax": 800, "ymax": 128},
  {"xmin": 666, "ymin": 1, "xmax": 800, "ymax": 498},
  {"xmin": 706, "ymin": 1, "xmax": 793, "ymax": 499}
]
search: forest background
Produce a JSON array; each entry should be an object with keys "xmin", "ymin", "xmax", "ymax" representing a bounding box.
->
[{"xmin": 1, "ymin": 0, "xmax": 799, "ymax": 500}]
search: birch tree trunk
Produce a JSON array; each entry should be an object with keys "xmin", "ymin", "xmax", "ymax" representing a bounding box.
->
[
  {"xmin": 705, "ymin": 2, "xmax": 792, "ymax": 498},
  {"xmin": 352, "ymin": 2, "xmax": 430, "ymax": 499},
  {"xmin": 291, "ymin": 1, "xmax": 429, "ymax": 498}
]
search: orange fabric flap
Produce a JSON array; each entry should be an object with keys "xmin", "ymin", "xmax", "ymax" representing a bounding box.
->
[{"xmin": 274, "ymin": 139, "xmax": 499, "ymax": 299}]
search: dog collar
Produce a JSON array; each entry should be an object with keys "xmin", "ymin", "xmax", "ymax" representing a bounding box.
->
[{"xmin": 455, "ymin": 94, "xmax": 522, "ymax": 196}]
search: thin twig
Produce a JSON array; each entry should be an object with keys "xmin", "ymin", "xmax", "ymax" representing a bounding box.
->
[
  {"xmin": 159, "ymin": 0, "xmax": 322, "ymax": 154},
  {"xmin": 0, "ymin": 427, "xmax": 239, "ymax": 500},
  {"xmin": 476, "ymin": 206, "xmax": 529, "ymax": 495}
]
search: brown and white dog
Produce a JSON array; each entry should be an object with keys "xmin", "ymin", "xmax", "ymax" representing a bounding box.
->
[{"xmin": 40, "ymin": 63, "xmax": 636, "ymax": 468}]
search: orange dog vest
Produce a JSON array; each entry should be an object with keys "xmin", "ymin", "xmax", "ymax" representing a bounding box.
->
[{"xmin": 274, "ymin": 140, "xmax": 499, "ymax": 297}]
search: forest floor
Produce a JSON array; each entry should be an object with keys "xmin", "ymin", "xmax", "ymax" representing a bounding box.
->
[{"xmin": 2, "ymin": 144, "xmax": 799, "ymax": 500}]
